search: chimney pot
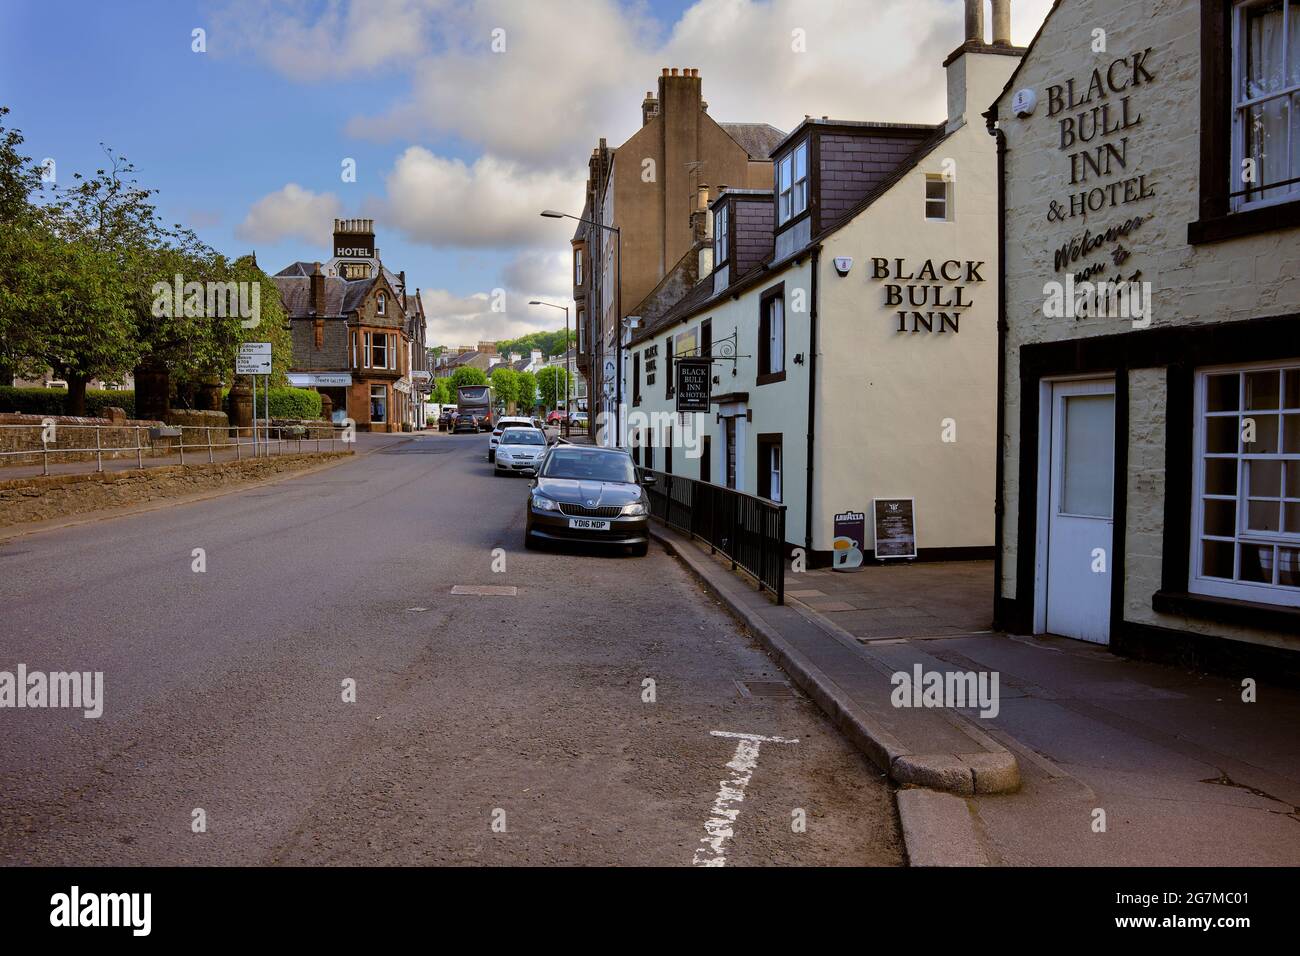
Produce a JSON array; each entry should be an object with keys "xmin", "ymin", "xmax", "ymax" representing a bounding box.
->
[
  {"xmin": 662, "ymin": 67, "xmax": 669, "ymax": 76},
  {"xmin": 965, "ymin": 0, "xmax": 985, "ymax": 43},
  {"xmin": 991, "ymin": 0, "xmax": 1011, "ymax": 45}
]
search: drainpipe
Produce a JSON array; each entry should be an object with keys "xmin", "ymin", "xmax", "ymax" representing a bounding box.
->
[
  {"xmin": 805, "ymin": 246, "xmax": 820, "ymax": 557},
  {"xmin": 987, "ymin": 108, "xmax": 1008, "ymax": 630}
]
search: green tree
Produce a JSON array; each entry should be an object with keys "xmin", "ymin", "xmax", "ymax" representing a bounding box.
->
[
  {"xmin": 536, "ymin": 365, "xmax": 569, "ymax": 410},
  {"xmin": 489, "ymin": 365, "xmax": 519, "ymax": 410},
  {"xmin": 515, "ymin": 370, "xmax": 538, "ymax": 411},
  {"xmin": 451, "ymin": 365, "xmax": 488, "ymax": 389}
]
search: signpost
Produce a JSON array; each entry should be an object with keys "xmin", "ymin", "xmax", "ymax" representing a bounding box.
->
[
  {"xmin": 675, "ymin": 358, "xmax": 711, "ymax": 413},
  {"xmin": 872, "ymin": 498, "xmax": 917, "ymax": 559},
  {"xmin": 237, "ymin": 343, "xmax": 272, "ymax": 454}
]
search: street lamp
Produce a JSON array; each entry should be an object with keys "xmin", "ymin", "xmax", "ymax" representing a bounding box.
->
[
  {"xmin": 540, "ymin": 209, "xmax": 622, "ymax": 447},
  {"xmin": 529, "ymin": 299, "xmax": 571, "ymax": 436}
]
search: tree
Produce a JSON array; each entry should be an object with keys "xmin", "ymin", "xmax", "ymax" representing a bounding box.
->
[
  {"xmin": 451, "ymin": 366, "xmax": 487, "ymax": 389},
  {"xmin": 489, "ymin": 365, "xmax": 519, "ymax": 411},
  {"xmin": 536, "ymin": 365, "xmax": 569, "ymax": 410},
  {"xmin": 515, "ymin": 370, "xmax": 538, "ymax": 412}
]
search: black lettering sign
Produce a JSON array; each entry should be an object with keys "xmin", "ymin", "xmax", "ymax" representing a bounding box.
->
[{"xmin": 675, "ymin": 358, "xmax": 711, "ymax": 413}]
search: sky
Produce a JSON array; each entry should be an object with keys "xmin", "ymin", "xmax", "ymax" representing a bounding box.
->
[{"xmin": 0, "ymin": 0, "xmax": 1052, "ymax": 348}]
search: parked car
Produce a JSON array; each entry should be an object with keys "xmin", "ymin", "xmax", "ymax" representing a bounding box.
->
[
  {"xmin": 494, "ymin": 427, "xmax": 548, "ymax": 476},
  {"xmin": 571, "ymin": 411, "xmax": 589, "ymax": 428},
  {"xmin": 452, "ymin": 413, "xmax": 480, "ymax": 434},
  {"xmin": 524, "ymin": 445, "xmax": 652, "ymax": 556},
  {"xmin": 546, "ymin": 410, "xmax": 568, "ymax": 425},
  {"xmin": 489, "ymin": 415, "xmax": 538, "ymax": 462}
]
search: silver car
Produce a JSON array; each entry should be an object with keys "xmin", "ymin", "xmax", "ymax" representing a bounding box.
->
[{"xmin": 493, "ymin": 427, "xmax": 548, "ymax": 476}]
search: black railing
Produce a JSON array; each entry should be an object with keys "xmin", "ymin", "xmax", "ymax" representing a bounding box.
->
[{"xmin": 639, "ymin": 469, "xmax": 787, "ymax": 604}]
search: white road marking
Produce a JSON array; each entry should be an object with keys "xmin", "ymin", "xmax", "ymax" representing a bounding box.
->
[
  {"xmin": 450, "ymin": 585, "xmax": 518, "ymax": 596},
  {"xmin": 693, "ymin": 730, "xmax": 798, "ymax": 867},
  {"xmin": 709, "ymin": 730, "xmax": 800, "ymax": 744}
]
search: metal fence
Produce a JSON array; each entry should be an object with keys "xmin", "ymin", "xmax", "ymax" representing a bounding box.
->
[
  {"xmin": 0, "ymin": 422, "xmax": 340, "ymax": 476},
  {"xmin": 639, "ymin": 468, "xmax": 787, "ymax": 604}
]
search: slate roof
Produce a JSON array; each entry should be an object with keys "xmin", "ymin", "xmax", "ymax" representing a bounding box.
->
[
  {"xmin": 271, "ymin": 273, "xmax": 381, "ymax": 319},
  {"xmin": 719, "ymin": 122, "xmax": 787, "ymax": 160}
]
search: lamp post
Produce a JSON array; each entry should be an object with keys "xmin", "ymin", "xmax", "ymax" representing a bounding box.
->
[
  {"xmin": 541, "ymin": 209, "xmax": 621, "ymax": 447},
  {"xmin": 528, "ymin": 299, "xmax": 571, "ymax": 436}
]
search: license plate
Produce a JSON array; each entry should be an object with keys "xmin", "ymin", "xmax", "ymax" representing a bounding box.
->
[{"xmin": 568, "ymin": 518, "xmax": 610, "ymax": 530}]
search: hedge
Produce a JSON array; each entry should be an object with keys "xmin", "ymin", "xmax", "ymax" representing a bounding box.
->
[
  {"xmin": 0, "ymin": 387, "xmax": 137, "ymax": 418},
  {"xmin": 266, "ymin": 387, "xmax": 322, "ymax": 420}
]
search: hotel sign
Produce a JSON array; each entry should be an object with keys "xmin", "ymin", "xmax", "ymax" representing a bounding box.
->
[
  {"xmin": 675, "ymin": 359, "xmax": 711, "ymax": 413},
  {"xmin": 872, "ymin": 498, "xmax": 917, "ymax": 560},
  {"xmin": 334, "ymin": 236, "xmax": 374, "ymax": 258}
]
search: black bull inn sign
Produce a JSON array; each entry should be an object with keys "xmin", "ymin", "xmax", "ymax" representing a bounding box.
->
[{"xmin": 869, "ymin": 257, "xmax": 986, "ymax": 335}]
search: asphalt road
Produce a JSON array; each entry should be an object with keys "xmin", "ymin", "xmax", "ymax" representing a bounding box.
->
[{"xmin": 0, "ymin": 431, "xmax": 901, "ymax": 866}]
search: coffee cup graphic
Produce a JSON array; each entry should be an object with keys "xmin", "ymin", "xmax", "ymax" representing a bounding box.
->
[{"xmin": 832, "ymin": 535, "xmax": 864, "ymax": 569}]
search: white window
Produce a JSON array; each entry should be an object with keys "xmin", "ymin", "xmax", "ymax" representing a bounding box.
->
[
  {"xmin": 377, "ymin": 292, "xmax": 386, "ymax": 315},
  {"xmin": 778, "ymin": 140, "xmax": 808, "ymax": 225},
  {"xmin": 763, "ymin": 294, "xmax": 785, "ymax": 375},
  {"xmin": 714, "ymin": 204, "xmax": 729, "ymax": 263},
  {"xmin": 770, "ymin": 444, "xmax": 783, "ymax": 503},
  {"xmin": 389, "ymin": 334, "xmax": 398, "ymax": 370},
  {"xmin": 1191, "ymin": 361, "xmax": 1300, "ymax": 605},
  {"xmin": 371, "ymin": 332, "xmax": 387, "ymax": 369},
  {"xmin": 925, "ymin": 175, "xmax": 950, "ymax": 221},
  {"xmin": 1232, "ymin": 0, "xmax": 1300, "ymax": 209},
  {"xmin": 362, "ymin": 332, "xmax": 372, "ymax": 369},
  {"xmin": 574, "ymin": 248, "xmax": 584, "ymax": 286}
]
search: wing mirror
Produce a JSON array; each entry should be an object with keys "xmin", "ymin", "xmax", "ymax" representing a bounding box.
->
[{"xmin": 641, "ymin": 473, "xmax": 656, "ymax": 486}]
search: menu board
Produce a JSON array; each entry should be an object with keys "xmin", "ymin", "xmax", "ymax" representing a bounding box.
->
[
  {"xmin": 872, "ymin": 498, "xmax": 917, "ymax": 559},
  {"xmin": 675, "ymin": 358, "xmax": 711, "ymax": 413}
]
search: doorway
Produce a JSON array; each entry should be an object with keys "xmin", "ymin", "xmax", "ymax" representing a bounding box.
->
[{"xmin": 1037, "ymin": 378, "xmax": 1115, "ymax": 644}]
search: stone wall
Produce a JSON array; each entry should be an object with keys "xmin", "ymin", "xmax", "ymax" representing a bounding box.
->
[
  {"xmin": 0, "ymin": 412, "xmax": 164, "ymax": 466},
  {"xmin": 0, "ymin": 451, "xmax": 353, "ymax": 527}
]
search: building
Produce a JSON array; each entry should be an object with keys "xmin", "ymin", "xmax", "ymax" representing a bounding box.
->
[
  {"xmin": 988, "ymin": 0, "xmax": 1300, "ymax": 673},
  {"xmin": 622, "ymin": 4, "xmax": 1020, "ymax": 565},
  {"xmin": 274, "ymin": 219, "xmax": 426, "ymax": 432},
  {"xmin": 572, "ymin": 69, "xmax": 786, "ymax": 444},
  {"xmin": 542, "ymin": 347, "xmax": 587, "ymax": 412}
]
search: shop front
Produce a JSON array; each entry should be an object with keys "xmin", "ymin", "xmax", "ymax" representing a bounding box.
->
[{"xmin": 990, "ymin": 0, "xmax": 1300, "ymax": 674}]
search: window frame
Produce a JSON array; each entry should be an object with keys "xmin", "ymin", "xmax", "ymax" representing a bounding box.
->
[
  {"xmin": 757, "ymin": 434, "xmax": 783, "ymax": 503},
  {"xmin": 1189, "ymin": 359, "xmax": 1300, "ymax": 606},
  {"xmin": 777, "ymin": 139, "xmax": 809, "ymax": 226},
  {"xmin": 377, "ymin": 292, "xmax": 386, "ymax": 315},
  {"xmin": 757, "ymin": 283, "xmax": 787, "ymax": 385},
  {"xmin": 925, "ymin": 174, "xmax": 951, "ymax": 222},
  {"xmin": 574, "ymin": 247, "xmax": 584, "ymax": 287},
  {"xmin": 1230, "ymin": 0, "xmax": 1300, "ymax": 212},
  {"xmin": 714, "ymin": 203, "xmax": 729, "ymax": 267}
]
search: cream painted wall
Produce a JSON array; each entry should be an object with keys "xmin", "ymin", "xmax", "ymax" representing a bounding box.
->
[
  {"xmin": 816, "ymin": 55, "xmax": 1010, "ymax": 554},
  {"xmin": 994, "ymin": 0, "xmax": 1300, "ymax": 649}
]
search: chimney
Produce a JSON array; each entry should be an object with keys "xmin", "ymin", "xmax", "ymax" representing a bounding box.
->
[
  {"xmin": 691, "ymin": 183, "xmax": 710, "ymax": 243},
  {"xmin": 964, "ymin": 0, "xmax": 985, "ymax": 43},
  {"xmin": 531, "ymin": 348, "xmax": 542, "ymax": 365},
  {"xmin": 510, "ymin": 352, "xmax": 522, "ymax": 363},
  {"xmin": 991, "ymin": 0, "xmax": 1011, "ymax": 45},
  {"xmin": 310, "ymin": 261, "xmax": 326, "ymax": 316},
  {"xmin": 642, "ymin": 90, "xmax": 658, "ymax": 126}
]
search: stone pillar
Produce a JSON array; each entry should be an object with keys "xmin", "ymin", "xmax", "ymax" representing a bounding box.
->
[
  {"xmin": 134, "ymin": 364, "xmax": 170, "ymax": 423},
  {"xmin": 228, "ymin": 380, "xmax": 253, "ymax": 437},
  {"xmin": 319, "ymin": 392, "xmax": 333, "ymax": 422}
]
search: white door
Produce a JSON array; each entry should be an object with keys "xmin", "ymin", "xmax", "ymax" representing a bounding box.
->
[{"xmin": 1043, "ymin": 379, "xmax": 1115, "ymax": 644}]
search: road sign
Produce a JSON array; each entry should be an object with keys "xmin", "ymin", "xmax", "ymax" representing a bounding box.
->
[
  {"xmin": 236, "ymin": 342, "xmax": 272, "ymax": 375},
  {"xmin": 238, "ymin": 342, "xmax": 271, "ymax": 357},
  {"xmin": 675, "ymin": 358, "xmax": 711, "ymax": 412}
]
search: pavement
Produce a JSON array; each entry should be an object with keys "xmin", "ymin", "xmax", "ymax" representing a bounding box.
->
[
  {"xmin": 648, "ymin": 527, "xmax": 1300, "ymax": 867},
  {"xmin": 0, "ymin": 430, "xmax": 902, "ymax": 866}
]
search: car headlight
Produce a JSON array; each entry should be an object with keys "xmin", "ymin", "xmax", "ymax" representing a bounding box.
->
[
  {"xmin": 621, "ymin": 502, "xmax": 647, "ymax": 516},
  {"xmin": 531, "ymin": 494, "xmax": 559, "ymax": 511},
  {"xmin": 498, "ymin": 450, "xmax": 512, "ymax": 460}
]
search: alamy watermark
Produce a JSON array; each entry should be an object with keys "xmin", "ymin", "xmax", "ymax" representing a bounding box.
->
[
  {"xmin": 1043, "ymin": 275, "xmax": 1152, "ymax": 328},
  {"xmin": 0, "ymin": 664, "xmax": 103, "ymax": 718},
  {"xmin": 890, "ymin": 664, "xmax": 999, "ymax": 719},
  {"xmin": 151, "ymin": 274, "xmax": 261, "ymax": 328}
]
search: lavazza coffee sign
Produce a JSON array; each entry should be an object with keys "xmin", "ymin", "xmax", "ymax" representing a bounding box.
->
[{"xmin": 1038, "ymin": 48, "xmax": 1159, "ymax": 323}]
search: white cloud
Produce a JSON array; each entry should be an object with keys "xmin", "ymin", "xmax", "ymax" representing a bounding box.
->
[
  {"xmin": 212, "ymin": 0, "xmax": 443, "ymax": 81},
  {"xmin": 379, "ymin": 148, "xmax": 585, "ymax": 248},
  {"xmin": 419, "ymin": 285, "xmax": 569, "ymax": 347},
  {"xmin": 224, "ymin": 0, "xmax": 1055, "ymax": 169},
  {"xmin": 235, "ymin": 183, "xmax": 341, "ymax": 244}
]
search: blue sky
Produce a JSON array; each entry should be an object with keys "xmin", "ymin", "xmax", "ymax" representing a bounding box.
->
[{"xmin": 0, "ymin": 0, "xmax": 1050, "ymax": 346}]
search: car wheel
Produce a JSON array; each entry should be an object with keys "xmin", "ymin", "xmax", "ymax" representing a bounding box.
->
[{"xmin": 524, "ymin": 529, "xmax": 539, "ymax": 550}]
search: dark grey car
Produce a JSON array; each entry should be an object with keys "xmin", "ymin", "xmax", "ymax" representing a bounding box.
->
[{"xmin": 524, "ymin": 445, "xmax": 653, "ymax": 556}]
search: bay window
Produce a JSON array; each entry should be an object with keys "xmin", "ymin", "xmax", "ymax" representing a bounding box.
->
[{"xmin": 777, "ymin": 140, "xmax": 808, "ymax": 225}]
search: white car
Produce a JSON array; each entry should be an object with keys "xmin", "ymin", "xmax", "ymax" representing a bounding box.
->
[
  {"xmin": 494, "ymin": 427, "xmax": 548, "ymax": 476},
  {"xmin": 488, "ymin": 416, "xmax": 536, "ymax": 462}
]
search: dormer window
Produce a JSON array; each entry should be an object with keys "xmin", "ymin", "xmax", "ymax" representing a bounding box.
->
[
  {"xmin": 377, "ymin": 292, "xmax": 386, "ymax": 315},
  {"xmin": 777, "ymin": 139, "xmax": 809, "ymax": 225},
  {"xmin": 714, "ymin": 204, "xmax": 729, "ymax": 265}
]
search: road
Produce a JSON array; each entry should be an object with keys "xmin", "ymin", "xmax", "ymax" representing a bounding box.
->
[{"xmin": 0, "ymin": 431, "xmax": 901, "ymax": 866}]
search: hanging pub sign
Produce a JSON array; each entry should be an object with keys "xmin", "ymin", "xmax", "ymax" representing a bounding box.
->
[
  {"xmin": 675, "ymin": 358, "xmax": 711, "ymax": 413},
  {"xmin": 872, "ymin": 497, "xmax": 917, "ymax": 560}
]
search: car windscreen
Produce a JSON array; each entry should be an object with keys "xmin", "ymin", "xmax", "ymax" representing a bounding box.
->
[
  {"xmin": 540, "ymin": 449, "xmax": 636, "ymax": 482},
  {"xmin": 501, "ymin": 429, "xmax": 544, "ymax": 445}
]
